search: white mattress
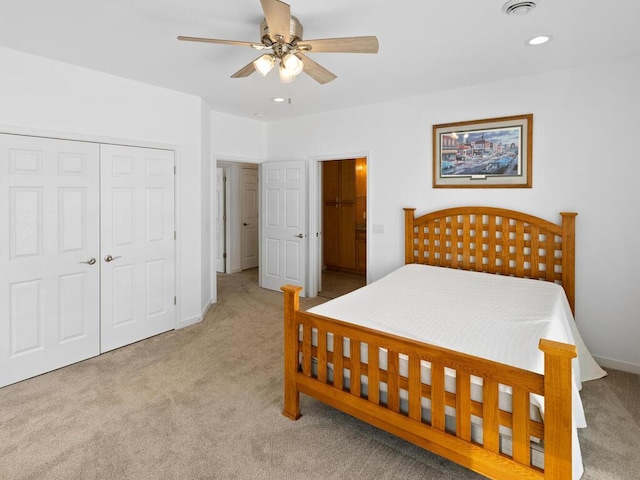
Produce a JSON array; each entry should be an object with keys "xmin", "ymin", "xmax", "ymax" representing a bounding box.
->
[{"xmin": 309, "ymin": 264, "xmax": 607, "ymax": 479}]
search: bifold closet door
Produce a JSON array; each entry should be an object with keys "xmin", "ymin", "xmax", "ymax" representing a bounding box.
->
[
  {"xmin": 99, "ymin": 144, "xmax": 175, "ymax": 353},
  {"xmin": 0, "ymin": 134, "xmax": 101, "ymax": 388}
]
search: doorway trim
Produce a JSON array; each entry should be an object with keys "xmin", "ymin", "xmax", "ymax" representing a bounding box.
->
[
  {"xmin": 215, "ymin": 166, "xmax": 228, "ymax": 274},
  {"xmin": 308, "ymin": 151, "xmax": 371, "ymax": 298}
]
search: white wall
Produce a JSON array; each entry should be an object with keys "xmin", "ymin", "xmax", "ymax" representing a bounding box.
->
[
  {"xmin": 0, "ymin": 47, "xmax": 206, "ymax": 327},
  {"xmin": 266, "ymin": 56, "xmax": 640, "ymax": 374},
  {"xmin": 211, "ymin": 112, "xmax": 267, "ymax": 161}
]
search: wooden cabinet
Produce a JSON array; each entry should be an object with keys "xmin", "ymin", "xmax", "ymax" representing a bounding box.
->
[
  {"xmin": 322, "ymin": 202, "xmax": 340, "ymax": 267},
  {"xmin": 323, "ymin": 159, "xmax": 365, "ymax": 273},
  {"xmin": 322, "ymin": 159, "xmax": 355, "ymax": 203},
  {"xmin": 323, "ymin": 202, "xmax": 356, "ymax": 269}
]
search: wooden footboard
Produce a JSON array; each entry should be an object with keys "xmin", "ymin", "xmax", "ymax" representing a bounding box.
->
[{"xmin": 281, "ymin": 285, "xmax": 577, "ymax": 480}]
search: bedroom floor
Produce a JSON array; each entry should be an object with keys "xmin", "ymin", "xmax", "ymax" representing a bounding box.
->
[
  {"xmin": 319, "ymin": 268, "xmax": 367, "ymax": 299},
  {"xmin": 0, "ymin": 268, "xmax": 637, "ymax": 479}
]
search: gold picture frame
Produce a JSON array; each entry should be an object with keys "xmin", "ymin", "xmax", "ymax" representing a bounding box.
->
[{"xmin": 433, "ymin": 114, "xmax": 533, "ymax": 188}]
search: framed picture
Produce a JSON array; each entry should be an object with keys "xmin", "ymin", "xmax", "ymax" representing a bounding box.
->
[{"xmin": 432, "ymin": 114, "xmax": 533, "ymax": 188}]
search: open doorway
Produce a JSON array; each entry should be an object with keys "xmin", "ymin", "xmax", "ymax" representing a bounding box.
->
[
  {"xmin": 216, "ymin": 161, "xmax": 259, "ymax": 276},
  {"xmin": 318, "ymin": 157, "xmax": 367, "ymax": 299},
  {"xmin": 215, "ymin": 159, "xmax": 308, "ymax": 300}
]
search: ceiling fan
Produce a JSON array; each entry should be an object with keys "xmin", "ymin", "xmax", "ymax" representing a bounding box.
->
[{"xmin": 177, "ymin": 0, "xmax": 379, "ymax": 84}]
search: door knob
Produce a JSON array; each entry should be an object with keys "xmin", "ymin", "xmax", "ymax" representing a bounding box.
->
[
  {"xmin": 104, "ymin": 255, "xmax": 122, "ymax": 263},
  {"xmin": 294, "ymin": 233, "xmax": 304, "ymax": 238},
  {"xmin": 243, "ymin": 222, "xmax": 249, "ymax": 226},
  {"xmin": 79, "ymin": 257, "xmax": 96, "ymax": 265}
]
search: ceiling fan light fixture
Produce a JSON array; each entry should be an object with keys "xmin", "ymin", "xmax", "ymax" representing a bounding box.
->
[
  {"xmin": 278, "ymin": 63, "xmax": 296, "ymax": 83},
  {"xmin": 253, "ymin": 54, "xmax": 275, "ymax": 76},
  {"xmin": 282, "ymin": 53, "xmax": 303, "ymax": 76}
]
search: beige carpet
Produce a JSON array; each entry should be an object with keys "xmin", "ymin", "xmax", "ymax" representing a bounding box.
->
[{"xmin": 0, "ymin": 269, "xmax": 638, "ymax": 479}]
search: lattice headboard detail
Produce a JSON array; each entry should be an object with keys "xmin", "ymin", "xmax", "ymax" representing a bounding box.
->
[{"xmin": 404, "ymin": 207, "xmax": 577, "ymax": 314}]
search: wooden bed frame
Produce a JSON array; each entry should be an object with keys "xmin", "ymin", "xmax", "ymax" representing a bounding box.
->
[{"xmin": 281, "ymin": 206, "xmax": 578, "ymax": 480}]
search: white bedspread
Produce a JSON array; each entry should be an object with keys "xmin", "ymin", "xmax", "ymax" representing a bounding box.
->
[{"xmin": 309, "ymin": 264, "xmax": 606, "ymax": 479}]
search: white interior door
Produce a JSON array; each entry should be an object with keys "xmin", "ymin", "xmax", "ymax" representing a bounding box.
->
[
  {"xmin": 0, "ymin": 134, "xmax": 100, "ymax": 388},
  {"xmin": 241, "ymin": 167, "xmax": 258, "ymax": 270},
  {"xmin": 260, "ymin": 160, "xmax": 307, "ymax": 295},
  {"xmin": 215, "ymin": 167, "xmax": 226, "ymax": 273},
  {"xmin": 100, "ymin": 144, "xmax": 175, "ymax": 353}
]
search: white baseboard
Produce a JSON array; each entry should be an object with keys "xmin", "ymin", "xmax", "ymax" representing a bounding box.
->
[
  {"xmin": 177, "ymin": 300, "xmax": 214, "ymax": 329},
  {"xmin": 201, "ymin": 300, "xmax": 213, "ymax": 320},
  {"xmin": 592, "ymin": 355, "xmax": 640, "ymax": 375},
  {"xmin": 178, "ymin": 314, "xmax": 202, "ymax": 329}
]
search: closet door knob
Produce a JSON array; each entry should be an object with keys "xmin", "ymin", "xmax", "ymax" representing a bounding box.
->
[
  {"xmin": 79, "ymin": 257, "xmax": 96, "ymax": 265},
  {"xmin": 294, "ymin": 233, "xmax": 304, "ymax": 238},
  {"xmin": 104, "ymin": 255, "xmax": 122, "ymax": 263}
]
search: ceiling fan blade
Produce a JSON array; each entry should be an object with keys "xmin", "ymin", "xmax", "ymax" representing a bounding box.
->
[
  {"xmin": 177, "ymin": 36, "xmax": 258, "ymax": 48},
  {"xmin": 230, "ymin": 60, "xmax": 257, "ymax": 78},
  {"xmin": 295, "ymin": 53, "xmax": 337, "ymax": 85},
  {"xmin": 297, "ymin": 36, "xmax": 379, "ymax": 54},
  {"xmin": 260, "ymin": 0, "xmax": 291, "ymax": 43}
]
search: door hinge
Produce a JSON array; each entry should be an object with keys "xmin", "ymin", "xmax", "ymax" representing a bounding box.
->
[
  {"xmin": 174, "ymin": 296, "xmax": 177, "ymax": 305},
  {"xmin": 174, "ymin": 165, "xmax": 176, "ymax": 175},
  {"xmin": 223, "ymin": 253, "xmax": 227, "ymax": 259},
  {"xmin": 174, "ymin": 231, "xmax": 177, "ymax": 240}
]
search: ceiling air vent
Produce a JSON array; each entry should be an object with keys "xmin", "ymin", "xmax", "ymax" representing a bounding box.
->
[{"xmin": 502, "ymin": 0, "xmax": 539, "ymax": 16}]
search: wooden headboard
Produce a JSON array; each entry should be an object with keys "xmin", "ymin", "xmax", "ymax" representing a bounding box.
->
[{"xmin": 404, "ymin": 207, "xmax": 577, "ymax": 314}]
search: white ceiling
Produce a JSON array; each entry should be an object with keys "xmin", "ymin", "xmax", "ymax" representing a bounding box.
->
[{"xmin": 1, "ymin": 0, "xmax": 639, "ymax": 122}]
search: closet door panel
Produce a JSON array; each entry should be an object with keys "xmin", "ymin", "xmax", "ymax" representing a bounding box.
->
[
  {"xmin": 0, "ymin": 134, "xmax": 100, "ymax": 388},
  {"xmin": 100, "ymin": 144, "xmax": 175, "ymax": 353}
]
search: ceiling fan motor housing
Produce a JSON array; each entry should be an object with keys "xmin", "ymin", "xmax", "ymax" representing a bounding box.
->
[{"xmin": 260, "ymin": 15, "xmax": 303, "ymax": 45}]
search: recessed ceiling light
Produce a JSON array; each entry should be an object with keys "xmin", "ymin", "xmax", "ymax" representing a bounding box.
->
[
  {"xmin": 271, "ymin": 97, "xmax": 286, "ymax": 103},
  {"xmin": 527, "ymin": 35, "xmax": 551, "ymax": 46},
  {"xmin": 254, "ymin": 112, "xmax": 265, "ymax": 117}
]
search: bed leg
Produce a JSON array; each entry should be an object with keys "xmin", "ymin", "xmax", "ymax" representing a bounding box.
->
[
  {"xmin": 539, "ymin": 339, "xmax": 577, "ymax": 479},
  {"xmin": 281, "ymin": 284, "xmax": 303, "ymax": 421}
]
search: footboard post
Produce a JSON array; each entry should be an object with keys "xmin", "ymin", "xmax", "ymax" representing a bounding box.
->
[
  {"xmin": 281, "ymin": 284, "xmax": 303, "ymax": 420},
  {"xmin": 539, "ymin": 339, "xmax": 577, "ymax": 479}
]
